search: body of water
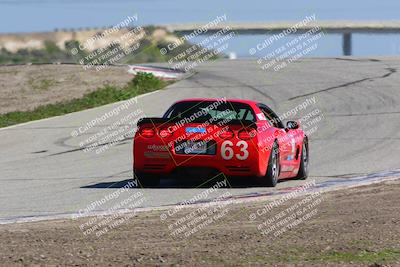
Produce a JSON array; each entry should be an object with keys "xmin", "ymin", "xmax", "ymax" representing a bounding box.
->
[{"xmin": 1, "ymin": 0, "xmax": 400, "ymax": 56}]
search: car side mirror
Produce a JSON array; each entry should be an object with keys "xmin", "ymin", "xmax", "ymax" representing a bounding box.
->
[{"xmin": 286, "ymin": 121, "xmax": 299, "ymax": 130}]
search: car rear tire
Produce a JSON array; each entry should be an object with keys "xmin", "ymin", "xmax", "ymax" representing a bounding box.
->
[
  {"xmin": 296, "ymin": 142, "xmax": 309, "ymax": 180},
  {"xmin": 135, "ymin": 172, "xmax": 160, "ymax": 187},
  {"xmin": 257, "ymin": 141, "xmax": 280, "ymax": 187}
]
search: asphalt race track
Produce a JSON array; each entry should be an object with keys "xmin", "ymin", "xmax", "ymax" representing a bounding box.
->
[{"xmin": 1, "ymin": 58, "xmax": 400, "ymax": 222}]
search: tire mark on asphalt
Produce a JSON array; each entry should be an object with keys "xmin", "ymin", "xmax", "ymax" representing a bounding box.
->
[
  {"xmin": 325, "ymin": 110, "xmax": 400, "ymax": 117},
  {"xmin": 48, "ymin": 138, "xmax": 131, "ymax": 156},
  {"xmin": 189, "ymin": 72, "xmax": 278, "ymax": 107},
  {"xmin": 291, "ymin": 110, "xmax": 400, "ymax": 118},
  {"xmin": 311, "ymin": 138, "xmax": 400, "ymax": 140},
  {"xmin": 333, "ymin": 58, "xmax": 381, "ymax": 62},
  {"xmin": 288, "ymin": 67, "xmax": 397, "ymax": 100}
]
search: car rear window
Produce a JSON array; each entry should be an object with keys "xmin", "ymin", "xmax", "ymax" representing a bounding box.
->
[{"xmin": 164, "ymin": 101, "xmax": 256, "ymax": 122}]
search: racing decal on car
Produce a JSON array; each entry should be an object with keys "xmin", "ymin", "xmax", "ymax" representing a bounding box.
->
[
  {"xmin": 281, "ymin": 165, "xmax": 295, "ymax": 172},
  {"xmin": 145, "ymin": 144, "xmax": 170, "ymax": 158},
  {"xmin": 256, "ymin": 113, "xmax": 267, "ymax": 121},
  {"xmin": 144, "ymin": 151, "xmax": 170, "ymax": 159},
  {"xmin": 288, "ymin": 138, "xmax": 296, "ymax": 160},
  {"xmin": 221, "ymin": 140, "xmax": 249, "ymax": 160},
  {"xmin": 147, "ymin": 144, "xmax": 168, "ymax": 151},
  {"xmin": 185, "ymin": 127, "xmax": 207, "ymax": 133}
]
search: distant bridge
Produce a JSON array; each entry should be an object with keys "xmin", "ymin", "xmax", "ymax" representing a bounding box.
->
[{"xmin": 163, "ymin": 21, "xmax": 400, "ymax": 56}]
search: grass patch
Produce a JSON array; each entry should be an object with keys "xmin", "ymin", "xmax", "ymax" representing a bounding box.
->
[
  {"xmin": 312, "ymin": 249, "xmax": 400, "ymax": 263},
  {"xmin": 0, "ymin": 72, "xmax": 168, "ymax": 128},
  {"xmin": 252, "ymin": 248, "xmax": 400, "ymax": 264}
]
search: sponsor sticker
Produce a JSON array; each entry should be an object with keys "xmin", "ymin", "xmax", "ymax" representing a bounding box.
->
[
  {"xmin": 185, "ymin": 127, "xmax": 207, "ymax": 133},
  {"xmin": 256, "ymin": 113, "xmax": 267, "ymax": 121}
]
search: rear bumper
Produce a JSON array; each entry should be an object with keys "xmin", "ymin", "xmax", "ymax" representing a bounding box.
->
[{"xmin": 134, "ymin": 140, "xmax": 265, "ymax": 177}]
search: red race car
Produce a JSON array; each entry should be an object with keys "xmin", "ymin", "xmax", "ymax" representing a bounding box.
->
[{"xmin": 133, "ymin": 98, "xmax": 308, "ymax": 187}]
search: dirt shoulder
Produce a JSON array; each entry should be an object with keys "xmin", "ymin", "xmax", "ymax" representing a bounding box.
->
[
  {"xmin": 0, "ymin": 179, "xmax": 399, "ymax": 266},
  {"xmin": 0, "ymin": 64, "xmax": 132, "ymax": 114}
]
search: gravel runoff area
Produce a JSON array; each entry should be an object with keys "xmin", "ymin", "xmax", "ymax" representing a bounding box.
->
[
  {"xmin": 0, "ymin": 64, "xmax": 132, "ymax": 114},
  {"xmin": 0, "ymin": 179, "xmax": 399, "ymax": 266}
]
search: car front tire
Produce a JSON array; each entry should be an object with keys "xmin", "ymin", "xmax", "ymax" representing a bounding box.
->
[{"xmin": 296, "ymin": 142, "xmax": 309, "ymax": 180}]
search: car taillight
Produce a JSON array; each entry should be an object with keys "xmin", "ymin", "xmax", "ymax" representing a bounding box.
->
[
  {"xmin": 159, "ymin": 127, "xmax": 172, "ymax": 138},
  {"xmin": 238, "ymin": 129, "xmax": 257, "ymax": 140},
  {"xmin": 140, "ymin": 127, "xmax": 155, "ymax": 138},
  {"xmin": 219, "ymin": 128, "xmax": 234, "ymax": 139}
]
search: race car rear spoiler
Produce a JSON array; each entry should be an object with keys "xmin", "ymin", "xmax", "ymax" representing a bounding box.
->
[{"xmin": 137, "ymin": 117, "xmax": 257, "ymax": 128}]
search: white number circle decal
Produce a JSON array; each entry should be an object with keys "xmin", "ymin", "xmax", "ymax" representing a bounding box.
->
[{"xmin": 221, "ymin": 140, "xmax": 249, "ymax": 160}]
